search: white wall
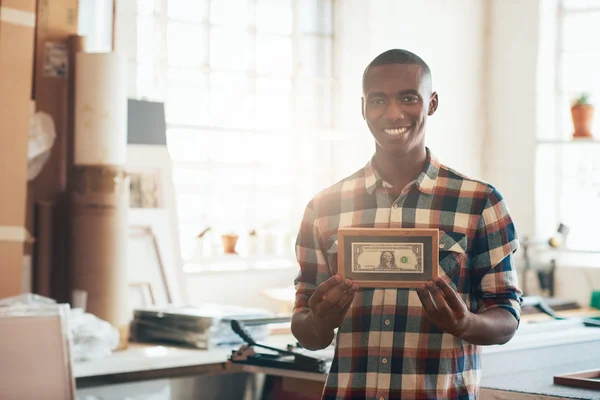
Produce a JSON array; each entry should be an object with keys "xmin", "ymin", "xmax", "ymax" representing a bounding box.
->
[
  {"xmin": 335, "ymin": 0, "xmax": 489, "ymax": 179},
  {"xmin": 484, "ymin": 0, "xmax": 551, "ymax": 239}
]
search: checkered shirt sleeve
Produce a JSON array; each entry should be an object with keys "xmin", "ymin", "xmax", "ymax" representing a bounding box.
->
[
  {"xmin": 471, "ymin": 187, "xmax": 522, "ymax": 320},
  {"xmin": 293, "ymin": 200, "xmax": 332, "ymax": 314}
]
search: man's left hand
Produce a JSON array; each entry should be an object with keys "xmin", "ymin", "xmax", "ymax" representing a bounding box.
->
[{"xmin": 416, "ymin": 276, "xmax": 474, "ymax": 337}]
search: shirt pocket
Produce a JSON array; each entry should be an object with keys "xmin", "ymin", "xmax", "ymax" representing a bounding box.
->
[{"xmin": 438, "ymin": 230, "xmax": 468, "ymax": 290}]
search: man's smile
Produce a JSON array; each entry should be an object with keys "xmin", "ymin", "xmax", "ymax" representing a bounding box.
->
[{"xmin": 383, "ymin": 126, "xmax": 412, "ymax": 136}]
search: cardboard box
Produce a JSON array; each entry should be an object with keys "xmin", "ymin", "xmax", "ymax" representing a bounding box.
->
[
  {"xmin": 28, "ymin": 0, "xmax": 79, "ymax": 206},
  {"xmin": 0, "ymin": 0, "xmax": 37, "ymax": 298},
  {"xmin": 27, "ymin": 0, "xmax": 79, "ymax": 301}
]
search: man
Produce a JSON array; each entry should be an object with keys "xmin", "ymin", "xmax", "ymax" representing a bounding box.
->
[
  {"xmin": 291, "ymin": 49, "xmax": 522, "ymax": 400},
  {"xmin": 378, "ymin": 251, "xmax": 397, "ymax": 270}
]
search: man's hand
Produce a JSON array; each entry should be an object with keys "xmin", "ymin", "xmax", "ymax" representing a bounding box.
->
[
  {"xmin": 308, "ymin": 275, "xmax": 359, "ymax": 332},
  {"xmin": 417, "ymin": 276, "xmax": 519, "ymax": 345},
  {"xmin": 291, "ymin": 275, "xmax": 359, "ymax": 350},
  {"xmin": 416, "ymin": 276, "xmax": 473, "ymax": 337}
]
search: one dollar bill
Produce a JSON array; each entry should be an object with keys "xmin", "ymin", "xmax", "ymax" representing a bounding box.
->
[{"xmin": 351, "ymin": 242, "xmax": 423, "ymax": 273}]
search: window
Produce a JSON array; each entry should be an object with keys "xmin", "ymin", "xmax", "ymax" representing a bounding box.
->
[
  {"xmin": 123, "ymin": 0, "xmax": 369, "ymax": 265},
  {"xmin": 535, "ymin": 0, "xmax": 600, "ymax": 251}
]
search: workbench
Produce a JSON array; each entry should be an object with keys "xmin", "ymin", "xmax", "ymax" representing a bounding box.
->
[{"xmin": 75, "ymin": 316, "xmax": 600, "ymax": 399}]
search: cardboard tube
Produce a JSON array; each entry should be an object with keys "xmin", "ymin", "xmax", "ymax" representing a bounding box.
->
[
  {"xmin": 74, "ymin": 52, "xmax": 127, "ymax": 166},
  {"xmin": 70, "ymin": 165, "xmax": 129, "ymax": 348},
  {"xmin": 33, "ymin": 201, "xmax": 54, "ymax": 297}
]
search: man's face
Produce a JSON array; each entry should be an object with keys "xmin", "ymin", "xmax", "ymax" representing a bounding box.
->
[
  {"xmin": 382, "ymin": 252, "xmax": 393, "ymax": 263},
  {"xmin": 362, "ymin": 64, "xmax": 438, "ymax": 155}
]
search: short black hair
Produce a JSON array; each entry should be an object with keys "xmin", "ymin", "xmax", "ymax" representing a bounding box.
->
[{"xmin": 362, "ymin": 49, "xmax": 432, "ymax": 93}]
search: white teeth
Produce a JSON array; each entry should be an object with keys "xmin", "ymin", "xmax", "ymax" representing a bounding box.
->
[{"xmin": 384, "ymin": 127, "xmax": 409, "ymax": 135}]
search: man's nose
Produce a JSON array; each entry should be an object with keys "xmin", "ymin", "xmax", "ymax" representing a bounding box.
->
[{"xmin": 383, "ymin": 102, "xmax": 405, "ymax": 121}]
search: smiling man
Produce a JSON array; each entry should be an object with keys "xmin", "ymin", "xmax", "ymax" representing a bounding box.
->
[{"xmin": 291, "ymin": 49, "xmax": 523, "ymax": 400}]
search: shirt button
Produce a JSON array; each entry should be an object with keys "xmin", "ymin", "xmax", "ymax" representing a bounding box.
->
[
  {"xmin": 392, "ymin": 204, "xmax": 398, "ymax": 209},
  {"xmin": 382, "ymin": 358, "xmax": 388, "ymax": 364},
  {"xmin": 384, "ymin": 319, "xmax": 391, "ymax": 326},
  {"xmin": 380, "ymin": 398, "xmax": 385, "ymax": 400},
  {"xmin": 439, "ymin": 244, "xmax": 445, "ymax": 249}
]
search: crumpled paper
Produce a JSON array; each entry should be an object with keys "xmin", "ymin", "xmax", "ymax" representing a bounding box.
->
[
  {"xmin": 28, "ymin": 109, "xmax": 56, "ymax": 181},
  {"xmin": 0, "ymin": 293, "xmax": 119, "ymax": 362}
]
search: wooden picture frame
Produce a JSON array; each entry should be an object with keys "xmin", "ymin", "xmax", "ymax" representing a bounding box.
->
[
  {"xmin": 338, "ymin": 228, "xmax": 439, "ymax": 288},
  {"xmin": 554, "ymin": 368, "xmax": 600, "ymax": 390}
]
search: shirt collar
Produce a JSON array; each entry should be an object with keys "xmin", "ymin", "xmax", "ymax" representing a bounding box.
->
[{"xmin": 364, "ymin": 147, "xmax": 440, "ymax": 195}]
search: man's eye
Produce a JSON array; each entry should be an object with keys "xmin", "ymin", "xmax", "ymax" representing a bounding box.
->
[
  {"xmin": 370, "ymin": 99, "xmax": 385, "ymax": 105},
  {"xmin": 403, "ymin": 96, "xmax": 419, "ymax": 103}
]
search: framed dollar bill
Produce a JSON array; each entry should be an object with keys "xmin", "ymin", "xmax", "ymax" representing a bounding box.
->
[{"xmin": 337, "ymin": 228, "xmax": 439, "ymax": 288}]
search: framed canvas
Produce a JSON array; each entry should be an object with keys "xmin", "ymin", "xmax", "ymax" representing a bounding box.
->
[
  {"xmin": 554, "ymin": 369, "xmax": 600, "ymax": 390},
  {"xmin": 337, "ymin": 228, "xmax": 439, "ymax": 288},
  {"xmin": 127, "ymin": 144, "xmax": 187, "ymax": 305},
  {"xmin": 127, "ymin": 225, "xmax": 172, "ymax": 306},
  {"xmin": 128, "ymin": 282, "xmax": 156, "ymax": 313}
]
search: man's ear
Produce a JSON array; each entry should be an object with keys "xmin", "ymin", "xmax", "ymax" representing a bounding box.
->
[
  {"xmin": 428, "ymin": 92, "xmax": 439, "ymax": 116},
  {"xmin": 361, "ymin": 97, "xmax": 366, "ymax": 120}
]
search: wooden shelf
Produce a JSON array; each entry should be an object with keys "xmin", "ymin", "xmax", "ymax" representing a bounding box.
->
[{"xmin": 537, "ymin": 138, "xmax": 600, "ymax": 144}]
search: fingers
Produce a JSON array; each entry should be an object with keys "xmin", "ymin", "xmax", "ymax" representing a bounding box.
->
[
  {"xmin": 434, "ymin": 277, "xmax": 467, "ymax": 317},
  {"xmin": 321, "ymin": 279, "xmax": 354, "ymax": 308},
  {"xmin": 426, "ymin": 282, "xmax": 450, "ymax": 309},
  {"xmin": 416, "ymin": 285, "xmax": 437, "ymax": 315},
  {"xmin": 333, "ymin": 282, "xmax": 359, "ymax": 313},
  {"xmin": 338, "ymin": 292, "xmax": 355, "ymax": 316},
  {"xmin": 312, "ymin": 275, "xmax": 343, "ymax": 299}
]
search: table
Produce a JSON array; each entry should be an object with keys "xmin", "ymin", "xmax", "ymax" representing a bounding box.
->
[{"xmin": 75, "ymin": 314, "xmax": 600, "ymax": 399}]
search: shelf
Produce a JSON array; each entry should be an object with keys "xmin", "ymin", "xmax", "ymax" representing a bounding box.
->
[
  {"xmin": 537, "ymin": 138, "xmax": 600, "ymax": 144},
  {"xmin": 183, "ymin": 254, "xmax": 296, "ymax": 273}
]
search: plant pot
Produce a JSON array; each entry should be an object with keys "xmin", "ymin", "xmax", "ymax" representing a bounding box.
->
[
  {"xmin": 571, "ymin": 104, "xmax": 594, "ymax": 138},
  {"xmin": 221, "ymin": 234, "xmax": 239, "ymax": 254}
]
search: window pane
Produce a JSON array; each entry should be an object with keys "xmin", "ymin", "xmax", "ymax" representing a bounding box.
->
[
  {"xmin": 209, "ymin": 72, "xmax": 254, "ymax": 128},
  {"xmin": 168, "ymin": 0, "xmax": 208, "ymax": 22},
  {"xmin": 137, "ymin": 0, "xmax": 155, "ymax": 16},
  {"xmin": 560, "ymin": 51, "xmax": 600, "ymax": 93},
  {"xmin": 255, "ymin": 78, "xmax": 292, "ymax": 128},
  {"xmin": 166, "ymin": 87, "xmax": 210, "ymax": 125},
  {"xmin": 166, "ymin": 69, "xmax": 209, "ymax": 125},
  {"xmin": 137, "ymin": 16, "xmax": 155, "ymax": 65},
  {"xmin": 256, "ymin": 34, "xmax": 293, "ymax": 77},
  {"xmin": 210, "ymin": 28, "xmax": 251, "ymax": 71},
  {"xmin": 210, "ymin": 70, "xmax": 251, "ymax": 91},
  {"xmin": 211, "ymin": 0, "xmax": 250, "ymax": 27},
  {"xmin": 256, "ymin": 0, "xmax": 293, "ymax": 34},
  {"xmin": 299, "ymin": 0, "xmax": 333, "ymax": 34},
  {"xmin": 168, "ymin": 22, "xmax": 208, "ymax": 67},
  {"xmin": 562, "ymin": 12, "xmax": 600, "ymax": 52},
  {"xmin": 299, "ymin": 36, "xmax": 333, "ymax": 77},
  {"xmin": 562, "ymin": 0, "xmax": 600, "ymax": 10},
  {"xmin": 167, "ymin": 129, "xmax": 212, "ymax": 162},
  {"xmin": 136, "ymin": 16, "xmax": 157, "ymax": 97},
  {"xmin": 557, "ymin": 146, "xmax": 600, "ymax": 251},
  {"xmin": 296, "ymin": 80, "xmax": 333, "ymax": 128}
]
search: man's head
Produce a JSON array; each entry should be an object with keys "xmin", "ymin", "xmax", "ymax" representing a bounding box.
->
[
  {"xmin": 361, "ymin": 49, "xmax": 438, "ymax": 156},
  {"xmin": 381, "ymin": 251, "xmax": 394, "ymax": 265}
]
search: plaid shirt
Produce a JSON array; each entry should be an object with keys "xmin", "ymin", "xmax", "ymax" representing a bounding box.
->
[{"xmin": 293, "ymin": 148, "xmax": 522, "ymax": 400}]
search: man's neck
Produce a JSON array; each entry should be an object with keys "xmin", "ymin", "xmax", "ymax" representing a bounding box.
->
[{"xmin": 373, "ymin": 146, "xmax": 428, "ymax": 193}]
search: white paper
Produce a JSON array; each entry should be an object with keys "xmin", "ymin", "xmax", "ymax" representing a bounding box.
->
[{"xmin": 75, "ymin": 52, "xmax": 127, "ymax": 166}]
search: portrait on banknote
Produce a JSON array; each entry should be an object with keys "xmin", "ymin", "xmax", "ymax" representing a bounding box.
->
[{"xmin": 337, "ymin": 228, "xmax": 439, "ymax": 288}]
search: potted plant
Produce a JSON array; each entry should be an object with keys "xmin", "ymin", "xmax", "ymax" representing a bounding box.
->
[
  {"xmin": 571, "ymin": 93, "xmax": 594, "ymax": 139},
  {"xmin": 221, "ymin": 232, "xmax": 239, "ymax": 254}
]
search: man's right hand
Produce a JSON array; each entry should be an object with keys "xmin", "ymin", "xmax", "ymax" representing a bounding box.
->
[{"xmin": 308, "ymin": 275, "xmax": 359, "ymax": 333}]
